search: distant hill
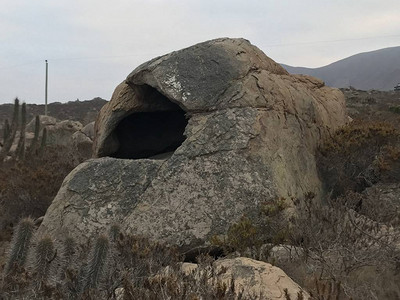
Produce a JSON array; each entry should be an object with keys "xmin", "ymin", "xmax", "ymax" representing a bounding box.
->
[
  {"xmin": 281, "ymin": 46, "xmax": 400, "ymax": 91},
  {"xmin": 0, "ymin": 97, "xmax": 107, "ymax": 129}
]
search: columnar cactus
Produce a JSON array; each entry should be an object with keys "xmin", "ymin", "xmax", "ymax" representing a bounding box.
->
[
  {"xmin": 4, "ymin": 217, "xmax": 35, "ymax": 275},
  {"xmin": 82, "ymin": 234, "xmax": 110, "ymax": 291},
  {"xmin": 28, "ymin": 115, "xmax": 40, "ymax": 155},
  {"xmin": 0, "ymin": 98, "xmax": 20, "ymax": 161},
  {"xmin": 60, "ymin": 235, "xmax": 76, "ymax": 280},
  {"xmin": 39, "ymin": 127, "xmax": 47, "ymax": 155},
  {"xmin": 16, "ymin": 102, "xmax": 27, "ymax": 160},
  {"xmin": 2, "ymin": 119, "xmax": 10, "ymax": 145},
  {"xmin": 34, "ymin": 235, "xmax": 55, "ymax": 290}
]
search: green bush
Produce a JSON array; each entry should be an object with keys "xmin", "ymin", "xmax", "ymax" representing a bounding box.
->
[{"xmin": 211, "ymin": 197, "xmax": 289, "ymax": 259}]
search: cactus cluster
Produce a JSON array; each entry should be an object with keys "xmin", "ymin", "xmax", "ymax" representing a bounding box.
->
[
  {"xmin": 0, "ymin": 99, "xmax": 47, "ymax": 162},
  {"xmin": 2, "ymin": 219, "xmax": 113, "ymax": 298},
  {"xmin": 1, "ymin": 221, "xmax": 237, "ymax": 299}
]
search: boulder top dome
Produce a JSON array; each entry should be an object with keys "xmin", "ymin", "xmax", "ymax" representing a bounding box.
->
[{"xmin": 94, "ymin": 38, "xmax": 289, "ymax": 158}]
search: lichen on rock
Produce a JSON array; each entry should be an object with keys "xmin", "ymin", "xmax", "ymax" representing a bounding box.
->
[{"xmin": 38, "ymin": 38, "xmax": 347, "ymax": 251}]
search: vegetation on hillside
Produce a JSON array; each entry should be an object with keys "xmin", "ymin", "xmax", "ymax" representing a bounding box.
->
[
  {"xmin": 0, "ymin": 145, "xmax": 79, "ymax": 232},
  {"xmin": 0, "ymin": 98, "xmax": 106, "ymax": 133},
  {"xmin": 0, "ymin": 99, "xmax": 82, "ymax": 235}
]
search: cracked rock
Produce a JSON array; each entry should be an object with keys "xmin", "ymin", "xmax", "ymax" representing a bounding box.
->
[{"xmin": 38, "ymin": 38, "xmax": 347, "ymax": 251}]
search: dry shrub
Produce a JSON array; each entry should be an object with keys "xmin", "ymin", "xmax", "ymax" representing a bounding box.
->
[
  {"xmin": 210, "ymin": 197, "xmax": 289, "ymax": 260},
  {"xmin": 286, "ymin": 192, "xmax": 400, "ymax": 300},
  {"xmin": 210, "ymin": 216, "xmax": 262, "ymax": 257},
  {"xmin": 210, "ymin": 190, "xmax": 400, "ymax": 299},
  {"xmin": 334, "ymin": 189, "xmax": 400, "ymax": 227},
  {"xmin": 317, "ymin": 119, "xmax": 400, "ymax": 197},
  {"xmin": 0, "ymin": 145, "xmax": 79, "ymax": 233}
]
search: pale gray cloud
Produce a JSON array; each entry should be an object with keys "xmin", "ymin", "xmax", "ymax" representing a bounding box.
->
[{"xmin": 0, "ymin": 0, "xmax": 399, "ymax": 104}]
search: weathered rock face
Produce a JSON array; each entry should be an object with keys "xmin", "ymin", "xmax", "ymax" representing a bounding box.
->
[
  {"xmin": 39, "ymin": 38, "xmax": 347, "ymax": 250},
  {"xmin": 72, "ymin": 122, "xmax": 95, "ymax": 159},
  {"xmin": 40, "ymin": 158, "xmax": 164, "ymax": 244}
]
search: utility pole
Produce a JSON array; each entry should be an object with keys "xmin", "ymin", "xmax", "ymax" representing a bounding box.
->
[{"xmin": 45, "ymin": 60, "xmax": 48, "ymax": 116}]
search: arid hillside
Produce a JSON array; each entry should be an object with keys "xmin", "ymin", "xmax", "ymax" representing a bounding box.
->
[{"xmin": 0, "ymin": 97, "xmax": 107, "ymax": 130}]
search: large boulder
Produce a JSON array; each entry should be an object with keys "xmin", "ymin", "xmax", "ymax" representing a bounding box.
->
[{"xmin": 39, "ymin": 38, "xmax": 347, "ymax": 250}]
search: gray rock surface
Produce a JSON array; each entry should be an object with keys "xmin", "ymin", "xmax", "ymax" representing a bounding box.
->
[
  {"xmin": 40, "ymin": 157, "xmax": 163, "ymax": 244},
  {"xmin": 81, "ymin": 121, "xmax": 95, "ymax": 140},
  {"xmin": 39, "ymin": 38, "xmax": 347, "ymax": 250}
]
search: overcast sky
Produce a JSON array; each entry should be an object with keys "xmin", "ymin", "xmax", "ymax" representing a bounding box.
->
[{"xmin": 1, "ymin": 0, "xmax": 399, "ymax": 104}]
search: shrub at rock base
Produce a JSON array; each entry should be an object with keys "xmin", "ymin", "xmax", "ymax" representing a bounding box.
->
[{"xmin": 317, "ymin": 119, "xmax": 400, "ymax": 197}]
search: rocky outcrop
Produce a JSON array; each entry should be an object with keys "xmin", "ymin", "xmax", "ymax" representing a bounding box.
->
[
  {"xmin": 181, "ymin": 257, "xmax": 309, "ymax": 299},
  {"xmin": 10, "ymin": 116, "xmax": 83, "ymax": 154},
  {"xmin": 26, "ymin": 116, "xmax": 83, "ymax": 147},
  {"xmin": 46, "ymin": 120, "xmax": 83, "ymax": 146},
  {"xmin": 26, "ymin": 115, "xmax": 57, "ymax": 132},
  {"xmin": 39, "ymin": 38, "xmax": 347, "ymax": 251},
  {"xmin": 72, "ymin": 122, "xmax": 95, "ymax": 159},
  {"xmin": 81, "ymin": 121, "xmax": 95, "ymax": 140}
]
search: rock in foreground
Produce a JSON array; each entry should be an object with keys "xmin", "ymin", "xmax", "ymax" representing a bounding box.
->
[{"xmin": 181, "ymin": 257, "xmax": 310, "ymax": 299}]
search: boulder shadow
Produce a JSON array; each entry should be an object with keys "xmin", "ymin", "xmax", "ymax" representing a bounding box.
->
[{"xmin": 109, "ymin": 85, "xmax": 188, "ymax": 159}]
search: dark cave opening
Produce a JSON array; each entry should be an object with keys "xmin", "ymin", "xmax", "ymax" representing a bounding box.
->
[{"xmin": 111, "ymin": 108, "xmax": 188, "ymax": 160}]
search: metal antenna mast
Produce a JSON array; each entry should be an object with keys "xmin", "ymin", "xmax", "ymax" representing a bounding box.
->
[{"xmin": 45, "ymin": 60, "xmax": 48, "ymax": 116}]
